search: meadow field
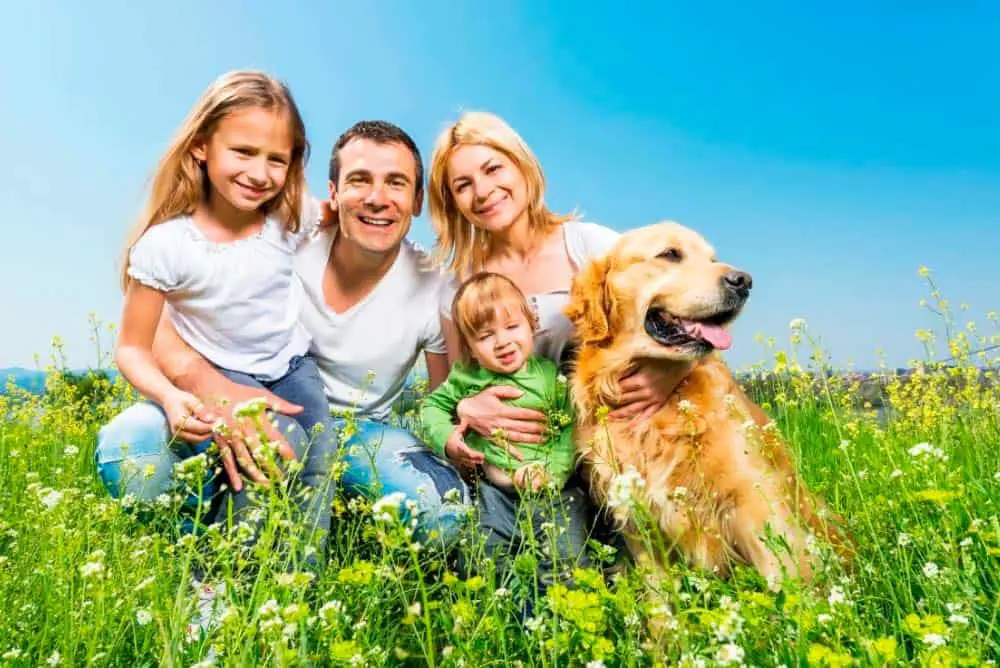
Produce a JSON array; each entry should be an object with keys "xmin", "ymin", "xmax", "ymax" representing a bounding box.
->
[{"xmin": 1, "ymin": 276, "xmax": 997, "ymax": 667}]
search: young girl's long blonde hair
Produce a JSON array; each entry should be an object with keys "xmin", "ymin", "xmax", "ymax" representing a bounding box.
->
[
  {"xmin": 120, "ymin": 70, "xmax": 309, "ymax": 290},
  {"xmin": 428, "ymin": 111, "xmax": 576, "ymax": 277}
]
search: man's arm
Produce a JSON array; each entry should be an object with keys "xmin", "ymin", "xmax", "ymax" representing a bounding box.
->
[
  {"xmin": 150, "ymin": 312, "xmax": 300, "ymax": 490},
  {"xmin": 424, "ymin": 351, "xmax": 450, "ymax": 392},
  {"xmin": 151, "ymin": 310, "xmax": 220, "ymax": 394},
  {"xmin": 417, "ymin": 373, "xmax": 466, "ymax": 457}
]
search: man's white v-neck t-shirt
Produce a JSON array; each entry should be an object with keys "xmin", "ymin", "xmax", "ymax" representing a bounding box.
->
[{"xmin": 295, "ymin": 227, "xmax": 447, "ymax": 421}]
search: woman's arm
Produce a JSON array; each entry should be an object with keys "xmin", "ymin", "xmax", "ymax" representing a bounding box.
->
[{"xmin": 608, "ymin": 361, "xmax": 694, "ymax": 421}]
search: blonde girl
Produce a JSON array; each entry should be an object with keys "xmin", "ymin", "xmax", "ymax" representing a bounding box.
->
[
  {"xmin": 114, "ymin": 70, "xmax": 335, "ymax": 563},
  {"xmin": 428, "ymin": 111, "xmax": 691, "ymax": 466}
]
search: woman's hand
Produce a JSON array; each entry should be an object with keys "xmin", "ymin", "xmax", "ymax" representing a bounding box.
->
[
  {"xmin": 456, "ymin": 385, "xmax": 548, "ymax": 445},
  {"xmin": 609, "ymin": 362, "xmax": 694, "ymax": 422}
]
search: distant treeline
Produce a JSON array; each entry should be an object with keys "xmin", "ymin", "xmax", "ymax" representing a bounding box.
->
[{"xmin": 737, "ymin": 366, "xmax": 995, "ymax": 409}]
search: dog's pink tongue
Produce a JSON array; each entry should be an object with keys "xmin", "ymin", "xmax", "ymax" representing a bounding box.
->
[{"xmin": 682, "ymin": 320, "xmax": 733, "ymax": 350}]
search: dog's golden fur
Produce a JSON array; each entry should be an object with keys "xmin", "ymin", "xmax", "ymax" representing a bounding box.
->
[{"xmin": 566, "ymin": 221, "xmax": 847, "ymax": 583}]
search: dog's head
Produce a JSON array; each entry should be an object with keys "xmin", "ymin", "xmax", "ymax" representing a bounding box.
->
[{"xmin": 567, "ymin": 221, "xmax": 752, "ymax": 362}]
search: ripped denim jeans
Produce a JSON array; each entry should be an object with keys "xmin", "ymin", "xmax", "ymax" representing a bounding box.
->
[{"xmin": 94, "ymin": 405, "xmax": 473, "ymax": 549}]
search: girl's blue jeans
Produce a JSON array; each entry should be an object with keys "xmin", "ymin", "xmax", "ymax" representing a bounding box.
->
[{"xmin": 94, "ymin": 396, "xmax": 472, "ymax": 549}]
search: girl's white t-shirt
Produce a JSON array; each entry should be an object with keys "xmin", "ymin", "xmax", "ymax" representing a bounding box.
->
[
  {"xmin": 294, "ymin": 228, "xmax": 447, "ymax": 421},
  {"xmin": 439, "ymin": 221, "xmax": 621, "ymax": 370},
  {"xmin": 128, "ymin": 214, "xmax": 318, "ymax": 381}
]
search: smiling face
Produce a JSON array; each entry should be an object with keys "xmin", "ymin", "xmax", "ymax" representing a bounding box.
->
[
  {"xmin": 567, "ymin": 221, "xmax": 753, "ymax": 362},
  {"xmin": 446, "ymin": 144, "xmax": 530, "ymax": 235},
  {"xmin": 468, "ymin": 302, "xmax": 536, "ymax": 374},
  {"xmin": 330, "ymin": 137, "xmax": 422, "ymax": 258},
  {"xmin": 191, "ymin": 107, "xmax": 293, "ymax": 214}
]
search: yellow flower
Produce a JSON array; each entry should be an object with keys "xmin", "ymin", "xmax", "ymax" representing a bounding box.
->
[{"xmin": 918, "ymin": 265, "xmax": 930, "ymax": 277}]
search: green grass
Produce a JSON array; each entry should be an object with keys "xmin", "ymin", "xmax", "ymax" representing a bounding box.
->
[{"xmin": 1, "ymin": 291, "xmax": 998, "ymax": 667}]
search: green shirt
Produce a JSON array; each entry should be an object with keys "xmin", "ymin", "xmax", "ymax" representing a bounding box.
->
[{"xmin": 418, "ymin": 356, "xmax": 577, "ymax": 488}]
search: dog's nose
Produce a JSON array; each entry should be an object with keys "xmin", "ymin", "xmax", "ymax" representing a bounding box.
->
[{"xmin": 723, "ymin": 271, "xmax": 752, "ymax": 292}]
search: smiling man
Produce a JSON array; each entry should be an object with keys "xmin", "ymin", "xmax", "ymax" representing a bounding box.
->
[{"xmin": 94, "ymin": 121, "xmax": 473, "ymax": 553}]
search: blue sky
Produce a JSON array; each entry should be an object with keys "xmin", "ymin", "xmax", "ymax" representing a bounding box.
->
[{"xmin": 2, "ymin": 1, "xmax": 997, "ymax": 371}]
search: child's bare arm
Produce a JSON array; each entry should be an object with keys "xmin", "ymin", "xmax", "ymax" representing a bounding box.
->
[{"xmin": 115, "ymin": 282, "xmax": 203, "ymax": 434}]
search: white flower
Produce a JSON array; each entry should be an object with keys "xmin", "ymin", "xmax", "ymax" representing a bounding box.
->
[
  {"xmin": 908, "ymin": 442, "xmax": 947, "ymax": 461},
  {"xmin": 817, "ymin": 613, "xmax": 833, "ymax": 624},
  {"xmin": 80, "ymin": 561, "xmax": 105, "ymax": 578},
  {"xmin": 679, "ymin": 655, "xmax": 707, "ymax": 668},
  {"xmin": 890, "ymin": 468, "xmax": 903, "ymax": 479},
  {"xmin": 407, "ymin": 602, "xmax": 422, "ymax": 617},
  {"xmin": 607, "ymin": 467, "xmax": 646, "ymax": 512},
  {"xmin": 494, "ymin": 587, "xmax": 510, "ymax": 598},
  {"xmin": 677, "ymin": 399, "xmax": 694, "ymax": 413},
  {"xmin": 789, "ymin": 318, "xmax": 806, "ymax": 330},
  {"xmin": 135, "ymin": 609, "xmax": 152, "ymax": 626},
  {"xmin": 922, "ymin": 561, "xmax": 939, "ymax": 578},
  {"xmin": 372, "ymin": 491, "xmax": 407, "ymax": 522},
  {"xmin": 258, "ymin": 599, "xmax": 280, "ymax": 617},
  {"xmin": 320, "ymin": 600, "xmax": 344, "ymax": 620},
  {"xmin": 922, "ymin": 633, "xmax": 947, "ymax": 648},
  {"xmin": 587, "ymin": 661, "xmax": 606, "ymax": 668},
  {"xmin": 827, "ymin": 585, "xmax": 847, "ymax": 607},
  {"xmin": 949, "ymin": 614, "xmax": 969, "ymax": 626},
  {"xmin": 524, "ymin": 616, "xmax": 544, "ymax": 632},
  {"xmin": 897, "ymin": 533, "xmax": 912, "ymax": 547},
  {"xmin": 63, "ymin": 445, "xmax": 79, "ymax": 456},
  {"xmin": 715, "ymin": 643, "xmax": 745, "ymax": 665},
  {"xmin": 40, "ymin": 489, "xmax": 64, "ymax": 510},
  {"xmin": 46, "ymin": 650, "xmax": 61, "ymax": 666}
]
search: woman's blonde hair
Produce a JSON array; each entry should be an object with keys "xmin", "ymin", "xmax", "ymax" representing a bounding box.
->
[
  {"xmin": 428, "ymin": 111, "xmax": 575, "ymax": 276},
  {"xmin": 119, "ymin": 70, "xmax": 309, "ymax": 290},
  {"xmin": 451, "ymin": 272, "xmax": 537, "ymax": 364}
]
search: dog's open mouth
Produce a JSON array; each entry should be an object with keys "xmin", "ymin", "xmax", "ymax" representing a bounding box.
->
[{"xmin": 644, "ymin": 308, "xmax": 738, "ymax": 350}]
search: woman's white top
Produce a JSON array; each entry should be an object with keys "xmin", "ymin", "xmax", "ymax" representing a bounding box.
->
[{"xmin": 440, "ymin": 221, "xmax": 621, "ymax": 371}]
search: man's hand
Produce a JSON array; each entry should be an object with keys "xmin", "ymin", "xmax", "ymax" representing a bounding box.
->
[
  {"xmin": 456, "ymin": 385, "xmax": 547, "ymax": 444},
  {"xmin": 196, "ymin": 378, "xmax": 304, "ymax": 492},
  {"xmin": 318, "ymin": 198, "xmax": 339, "ymax": 229}
]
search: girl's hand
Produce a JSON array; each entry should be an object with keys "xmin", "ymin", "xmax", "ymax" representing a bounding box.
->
[
  {"xmin": 456, "ymin": 386, "xmax": 547, "ymax": 446},
  {"xmin": 609, "ymin": 362, "xmax": 694, "ymax": 422},
  {"xmin": 163, "ymin": 390, "xmax": 214, "ymax": 444}
]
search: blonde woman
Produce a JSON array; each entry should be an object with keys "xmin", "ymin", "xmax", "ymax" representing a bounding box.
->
[{"xmin": 428, "ymin": 111, "xmax": 692, "ymax": 470}]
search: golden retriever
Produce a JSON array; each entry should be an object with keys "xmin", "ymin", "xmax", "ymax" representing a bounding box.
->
[{"xmin": 565, "ymin": 221, "xmax": 847, "ymax": 585}]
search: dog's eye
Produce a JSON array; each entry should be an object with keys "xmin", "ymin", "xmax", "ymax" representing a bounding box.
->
[{"xmin": 657, "ymin": 248, "xmax": 683, "ymax": 262}]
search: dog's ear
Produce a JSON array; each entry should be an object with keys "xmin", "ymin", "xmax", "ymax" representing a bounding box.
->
[{"xmin": 566, "ymin": 255, "xmax": 616, "ymax": 345}]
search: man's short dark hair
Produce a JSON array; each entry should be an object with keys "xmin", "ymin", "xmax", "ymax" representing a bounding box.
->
[{"xmin": 329, "ymin": 120, "xmax": 424, "ymax": 193}]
